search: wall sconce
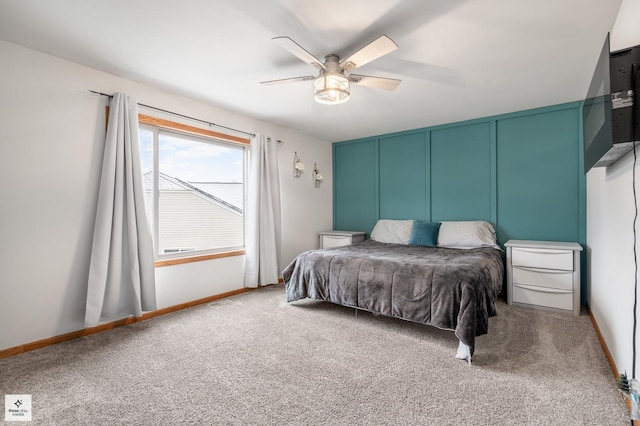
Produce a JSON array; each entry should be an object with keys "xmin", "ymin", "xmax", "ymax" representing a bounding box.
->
[
  {"xmin": 313, "ymin": 163, "xmax": 323, "ymax": 187},
  {"xmin": 293, "ymin": 152, "xmax": 304, "ymax": 177}
]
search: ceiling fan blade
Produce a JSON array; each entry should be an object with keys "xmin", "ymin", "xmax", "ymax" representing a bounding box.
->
[
  {"xmin": 349, "ymin": 74, "xmax": 401, "ymax": 91},
  {"xmin": 260, "ymin": 76, "xmax": 316, "ymax": 85},
  {"xmin": 272, "ymin": 36, "xmax": 327, "ymax": 71},
  {"xmin": 340, "ymin": 35, "xmax": 398, "ymax": 72}
]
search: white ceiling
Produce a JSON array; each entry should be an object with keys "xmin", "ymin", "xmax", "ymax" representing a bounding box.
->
[{"xmin": 0, "ymin": 0, "xmax": 623, "ymax": 141}]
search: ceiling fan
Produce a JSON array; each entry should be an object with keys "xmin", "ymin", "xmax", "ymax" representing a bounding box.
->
[{"xmin": 260, "ymin": 35, "xmax": 401, "ymax": 105}]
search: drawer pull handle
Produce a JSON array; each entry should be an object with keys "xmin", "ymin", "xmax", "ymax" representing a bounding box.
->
[
  {"xmin": 514, "ymin": 283, "xmax": 572, "ymax": 294},
  {"xmin": 323, "ymin": 236, "xmax": 346, "ymax": 239},
  {"xmin": 514, "ymin": 266, "xmax": 572, "ymax": 274}
]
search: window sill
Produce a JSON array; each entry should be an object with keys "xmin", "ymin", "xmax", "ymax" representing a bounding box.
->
[{"xmin": 154, "ymin": 249, "xmax": 246, "ymax": 267}]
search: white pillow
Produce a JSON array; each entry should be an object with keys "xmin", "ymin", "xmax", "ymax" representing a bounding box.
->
[
  {"xmin": 437, "ymin": 221, "xmax": 498, "ymax": 249},
  {"xmin": 370, "ymin": 219, "xmax": 414, "ymax": 244}
]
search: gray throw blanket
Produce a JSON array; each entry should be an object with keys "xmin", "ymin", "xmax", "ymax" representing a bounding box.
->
[{"xmin": 282, "ymin": 240, "xmax": 504, "ymax": 356}]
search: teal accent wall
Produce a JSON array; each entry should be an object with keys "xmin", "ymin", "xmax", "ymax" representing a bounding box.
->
[
  {"xmin": 333, "ymin": 139, "xmax": 379, "ymax": 234},
  {"xmin": 333, "ymin": 102, "xmax": 587, "ymax": 303},
  {"xmin": 496, "ymin": 108, "xmax": 581, "ymax": 243},
  {"xmin": 431, "ymin": 122, "xmax": 493, "ymax": 223},
  {"xmin": 379, "ymin": 132, "xmax": 428, "ymax": 221}
]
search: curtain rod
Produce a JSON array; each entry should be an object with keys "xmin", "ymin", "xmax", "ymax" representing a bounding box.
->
[{"xmin": 89, "ymin": 90, "xmax": 255, "ymax": 138}]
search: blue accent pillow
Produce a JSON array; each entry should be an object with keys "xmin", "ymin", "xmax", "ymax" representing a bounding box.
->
[{"xmin": 408, "ymin": 221, "xmax": 441, "ymax": 247}]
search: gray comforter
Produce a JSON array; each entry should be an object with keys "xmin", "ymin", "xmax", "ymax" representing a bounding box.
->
[{"xmin": 282, "ymin": 240, "xmax": 504, "ymax": 355}]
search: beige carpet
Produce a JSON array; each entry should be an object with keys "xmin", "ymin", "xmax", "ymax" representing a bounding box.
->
[{"xmin": 0, "ymin": 284, "xmax": 630, "ymax": 425}]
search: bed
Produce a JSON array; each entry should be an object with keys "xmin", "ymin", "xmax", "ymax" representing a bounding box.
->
[{"xmin": 282, "ymin": 220, "xmax": 504, "ymax": 362}]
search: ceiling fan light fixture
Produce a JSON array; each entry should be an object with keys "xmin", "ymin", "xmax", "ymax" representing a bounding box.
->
[{"xmin": 314, "ymin": 72, "xmax": 350, "ymax": 105}]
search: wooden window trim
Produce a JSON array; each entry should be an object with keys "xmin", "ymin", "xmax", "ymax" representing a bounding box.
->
[
  {"xmin": 142, "ymin": 117, "xmax": 248, "ymax": 264},
  {"xmin": 105, "ymin": 107, "xmax": 251, "ymax": 145},
  {"xmin": 138, "ymin": 114, "xmax": 250, "ymax": 145},
  {"xmin": 154, "ymin": 249, "xmax": 246, "ymax": 267}
]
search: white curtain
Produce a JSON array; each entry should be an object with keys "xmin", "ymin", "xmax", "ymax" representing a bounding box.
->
[
  {"xmin": 85, "ymin": 93, "xmax": 156, "ymax": 327},
  {"xmin": 245, "ymin": 133, "xmax": 282, "ymax": 288}
]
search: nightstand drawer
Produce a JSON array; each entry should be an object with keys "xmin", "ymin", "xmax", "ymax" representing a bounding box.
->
[
  {"xmin": 321, "ymin": 235, "xmax": 353, "ymax": 248},
  {"xmin": 512, "ymin": 266, "xmax": 573, "ymax": 291},
  {"xmin": 512, "ymin": 284, "xmax": 573, "ymax": 311},
  {"xmin": 319, "ymin": 231, "xmax": 365, "ymax": 249},
  {"xmin": 512, "ymin": 247, "xmax": 573, "ymax": 271}
]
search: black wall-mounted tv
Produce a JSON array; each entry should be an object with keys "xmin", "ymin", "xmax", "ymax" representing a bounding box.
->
[{"xmin": 583, "ymin": 34, "xmax": 640, "ymax": 173}]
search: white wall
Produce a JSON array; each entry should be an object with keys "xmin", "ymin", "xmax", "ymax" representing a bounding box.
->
[
  {"xmin": 587, "ymin": 0, "xmax": 640, "ymax": 376},
  {"xmin": 0, "ymin": 40, "xmax": 333, "ymax": 351}
]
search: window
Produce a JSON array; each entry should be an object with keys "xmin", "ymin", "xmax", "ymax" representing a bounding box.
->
[{"xmin": 138, "ymin": 115, "xmax": 249, "ymax": 261}]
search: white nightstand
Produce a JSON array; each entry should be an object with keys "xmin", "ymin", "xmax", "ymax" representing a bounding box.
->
[
  {"xmin": 505, "ymin": 240, "xmax": 583, "ymax": 316},
  {"xmin": 318, "ymin": 231, "xmax": 366, "ymax": 249}
]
